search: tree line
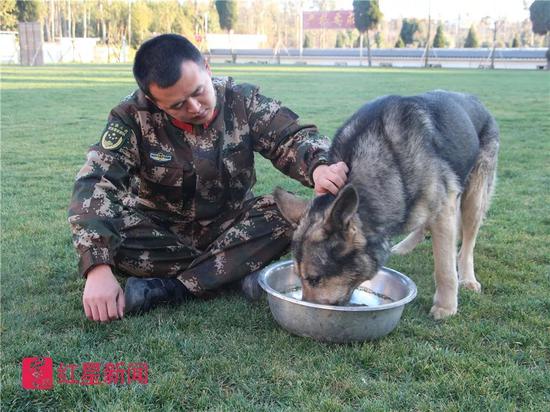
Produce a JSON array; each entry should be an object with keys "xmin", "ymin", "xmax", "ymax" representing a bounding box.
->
[
  {"xmin": 1, "ymin": 0, "xmax": 220, "ymax": 49},
  {"xmin": 1, "ymin": 0, "xmax": 548, "ymax": 58}
]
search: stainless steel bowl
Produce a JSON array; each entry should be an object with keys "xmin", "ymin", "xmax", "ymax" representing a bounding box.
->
[{"xmin": 259, "ymin": 260, "xmax": 417, "ymax": 343}]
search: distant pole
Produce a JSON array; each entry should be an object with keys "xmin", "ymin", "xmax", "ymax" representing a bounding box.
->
[
  {"xmin": 490, "ymin": 20, "xmax": 497, "ymax": 69},
  {"xmin": 456, "ymin": 14, "xmax": 460, "ymax": 47},
  {"xmin": 424, "ymin": 0, "xmax": 431, "ymax": 67},
  {"xmin": 299, "ymin": 9, "xmax": 303, "ymax": 58},
  {"xmin": 359, "ymin": 33, "xmax": 363, "ymax": 66},
  {"xmin": 294, "ymin": 11, "xmax": 300, "ymax": 49},
  {"xmin": 128, "ymin": 0, "xmax": 132, "ymax": 48}
]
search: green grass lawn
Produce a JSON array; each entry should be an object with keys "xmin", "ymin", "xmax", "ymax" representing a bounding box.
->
[{"xmin": 1, "ymin": 64, "xmax": 549, "ymax": 411}]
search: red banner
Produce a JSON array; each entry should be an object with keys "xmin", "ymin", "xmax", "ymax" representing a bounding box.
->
[{"xmin": 303, "ymin": 10, "xmax": 355, "ymax": 30}]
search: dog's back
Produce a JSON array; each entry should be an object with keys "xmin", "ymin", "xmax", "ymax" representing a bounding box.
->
[{"xmin": 329, "ymin": 90, "xmax": 499, "ymax": 238}]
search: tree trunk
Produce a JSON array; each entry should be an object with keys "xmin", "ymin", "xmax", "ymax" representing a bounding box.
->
[
  {"xmin": 50, "ymin": 0, "xmax": 55, "ymax": 40},
  {"xmin": 359, "ymin": 32, "xmax": 363, "ymax": 66},
  {"xmin": 44, "ymin": 0, "xmax": 52, "ymax": 41},
  {"xmin": 83, "ymin": 4, "xmax": 87, "ymax": 38},
  {"xmin": 298, "ymin": 9, "xmax": 303, "ymax": 57},
  {"xmin": 56, "ymin": 1, "xmax": 63, "ymax": 39},
  {"xmin": 127, "ymin": 0, "xmax": 131, "ymax": 47},
  {"xmin": 67, "ymin": 0, "xmax": 72, "ymax": 39},
  {"xmin": 546, "ymin": 34, "xmax": 550, "ymax": 70},
  {"xmin": 44, "ymin": 14, "xmax": 51, "ymax": 42},
  {"xmin": 229, "ymin": 30, "xmax": 236, "ymax": 62},
  {"xmin": 100, "ymin": 3, "xmax": 107, "ymax": 43},
  {"xmin": 366, "ymin": 29, "xmax": 372, "ymax": 67},
  {"xmin": 72, "ymin": 9, "xmax": 76, "ymax": 39},
  {"xmin": 424, "ymin": 14, "xmax": 431, "ymax": 68},
  {"xmin": 490, "ymin": 21, "xmax": 497, "ymax": 69}
]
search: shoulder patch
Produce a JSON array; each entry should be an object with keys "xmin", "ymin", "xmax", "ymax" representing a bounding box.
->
[{"xmin": 101, "ymin": 122, "xmax": 132, "ymax": 150}]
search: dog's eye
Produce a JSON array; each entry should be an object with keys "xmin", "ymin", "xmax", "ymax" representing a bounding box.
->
[{"xmin": 306, "ymin": 277, "xmax": 321, "ymax": 287}]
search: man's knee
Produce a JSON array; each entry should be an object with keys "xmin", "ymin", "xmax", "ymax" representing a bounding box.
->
[{"xmin": 114, "ymin": 215, "xmax": 197, "ymax": 278}]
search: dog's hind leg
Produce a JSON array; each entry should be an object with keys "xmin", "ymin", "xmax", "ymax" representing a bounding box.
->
[
  {"xmin": 458, "ymin": 130, "xmax": 499, "ymax": 293},
  {"xmin": 430, "ymin": 193, "xmax": 459, "ymax": 320},
  {"xmin": 457, "ymin": 188, "xmax": 484, "ymax": 292},
  {"xmin": 391, "ymin": 228, "xmax": 425, "ymax": 255}
]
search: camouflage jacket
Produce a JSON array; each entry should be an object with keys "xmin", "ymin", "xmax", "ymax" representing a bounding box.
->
[{"xmin": 68, "ymin": 76, "xmax": 330, "ymax": 277}]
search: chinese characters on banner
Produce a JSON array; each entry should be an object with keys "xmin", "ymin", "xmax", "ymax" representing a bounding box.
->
[
  {"xmin": 302, "ymin": 10, "xmax": 355, "ymax": 30},
  {"xmin": 22, "ymin": 357, "xmax": 148, "ymax": 390}
]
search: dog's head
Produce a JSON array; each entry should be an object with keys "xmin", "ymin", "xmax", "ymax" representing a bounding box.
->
[{"xmin": 274, "ymin": 185, "xmax": 379, "ymax": 305}]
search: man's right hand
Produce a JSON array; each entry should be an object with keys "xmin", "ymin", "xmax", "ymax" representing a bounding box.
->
[{"xmin": 82, "ymin": 264, "xmax": 125, "ymax": 322}]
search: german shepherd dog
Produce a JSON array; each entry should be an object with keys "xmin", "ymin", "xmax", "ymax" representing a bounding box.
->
[{"xmin": 274, "ymin": 90, "xmax": 499, "ymax": 319}]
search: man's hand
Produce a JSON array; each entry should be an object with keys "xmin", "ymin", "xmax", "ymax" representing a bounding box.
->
[
  {"xmin": 312, "ymin": 161, "xmax": 349, "ymax": 195},
  {"xmin": 83, "ymin": 264, "xmax": 125, "ymax": 322}
]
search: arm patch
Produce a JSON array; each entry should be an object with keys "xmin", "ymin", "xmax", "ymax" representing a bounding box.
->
[{"xmin": 100, "ymin": 122, "xmax": 132, "ymax": 151}]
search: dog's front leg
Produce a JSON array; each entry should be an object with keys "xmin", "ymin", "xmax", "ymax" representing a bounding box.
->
[{"xmin": 429, "ymin": 194, "xmax": 459, "ymax": 319}]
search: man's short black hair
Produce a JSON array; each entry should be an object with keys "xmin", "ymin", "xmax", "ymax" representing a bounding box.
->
[{"xmin": 133, "ymin": 34, "xmax": 205, "ymax": 98}]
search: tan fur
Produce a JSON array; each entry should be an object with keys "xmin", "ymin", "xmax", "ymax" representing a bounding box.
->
[
  {"xmin": 429, "ymin": 192, "xmax": 460, "ymax": 319},
  {"xmin": 391, "ymin": 228, "xmax": 426, "ymax": 255},
  {"xmin": 308, "ymin": 224, "xmax": 327, "ymax": 243},
  {"xmin": 302, "ymin": 271, "xmax": 361, "ymax": 304},
  {"xmin": 342, "ymin": 220, "xmax": 366, "ymax": 255},
  {"xmin": 457, "ymin": 151, "xmax": 497, "ymax": 292},
  {"xmin": 273, "ymin": 188, "xmax": 309, "ymax": 227}
]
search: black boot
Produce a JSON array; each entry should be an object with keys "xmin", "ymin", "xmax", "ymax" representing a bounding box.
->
[
  {"xmin": 240, "ymin": 271, "xmax": 265, "ymax": 301},
  {"xmin": 124, "ymin": 277, "xmax": 191, "ymax": 315}
]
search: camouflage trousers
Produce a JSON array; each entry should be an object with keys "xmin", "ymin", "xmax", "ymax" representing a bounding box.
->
[{"xmin": 114, "ymin": 195, "xmax": 292, "ymax": 296}]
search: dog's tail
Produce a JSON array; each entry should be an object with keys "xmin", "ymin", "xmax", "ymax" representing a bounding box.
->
[{"xmin": 461, "ymin": 115, "xmax": 500, "ymax": 232}]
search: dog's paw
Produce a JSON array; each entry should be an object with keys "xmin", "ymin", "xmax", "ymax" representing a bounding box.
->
[
  {"xmin": 459, "ymin": 280, "xmax": 481, "ymax": 293},
  {"xmin": 429, "ymin": 305, "xmax": 457, "ymax": 320}
]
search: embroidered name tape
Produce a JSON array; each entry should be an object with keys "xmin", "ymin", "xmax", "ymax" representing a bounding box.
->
[{"xmin": 149, "ymin": 152, "xmax": 172, "ymax": 162}]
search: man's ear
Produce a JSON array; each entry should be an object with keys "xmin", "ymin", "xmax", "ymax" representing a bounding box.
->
[
  {"xmin": 204, "ymin": 61, "xmax": 212, "ymax": 76},
  {"xmin": 144, "ymin": 94, "xmax": 164, "ymax": 113},
  {"xmin": 325, "ymin": 184, "xmax": 359, "ymax": 232},
  {"xmin": 273, "ymin": 187, "xmax": 309, "ymax": 227}
]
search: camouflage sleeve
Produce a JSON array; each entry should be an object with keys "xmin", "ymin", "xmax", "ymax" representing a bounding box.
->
[
  {"xmin": 67, "ymin": 114, "xmax": 140, "ymax": 277},
  {"xmin": 244, "ymin": 85, "xmax": 330, "ymax": 187}
]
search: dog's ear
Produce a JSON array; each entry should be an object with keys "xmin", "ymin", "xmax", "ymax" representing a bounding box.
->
[
  {"xmin": 273, "ymin": 187, "xmax": 309, "ymax": 226},
  {"xmin": 325, "ymin": 184, "xmax": 359, "ymax": 232}
]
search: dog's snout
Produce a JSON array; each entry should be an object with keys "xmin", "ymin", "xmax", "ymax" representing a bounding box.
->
[{"xmin": 301, "ymin": 287, "xmax": 349, "ymax": 306}]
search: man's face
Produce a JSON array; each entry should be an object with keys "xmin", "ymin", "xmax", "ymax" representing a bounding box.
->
[{"xmin": 149, "ymin": 60, "xmax": 216, "ymax": 125}]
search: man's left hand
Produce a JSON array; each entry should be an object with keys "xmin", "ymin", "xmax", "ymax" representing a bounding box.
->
[{"xmin": 312, "ymin": 161, "xmax": 349, "ymax": 196}]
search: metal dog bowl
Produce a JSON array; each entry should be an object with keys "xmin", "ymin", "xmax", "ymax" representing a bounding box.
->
[{"xmin": 259, "ymin": 260, "xmax": 417, "ymax": 343}]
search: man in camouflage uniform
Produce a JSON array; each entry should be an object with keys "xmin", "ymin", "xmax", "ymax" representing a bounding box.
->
[{"xmin": 68, "ymin": 34, "xmax": 348, "ymax": 323}]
